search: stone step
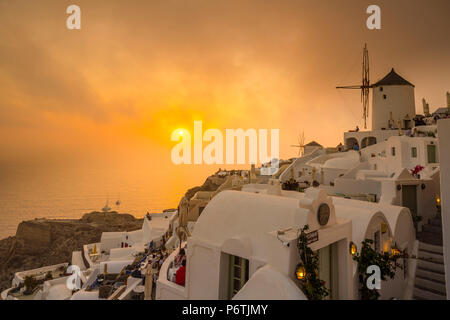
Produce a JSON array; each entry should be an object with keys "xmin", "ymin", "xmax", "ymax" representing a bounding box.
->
[
  {"xmin": 419, "ymin": 242, "xmax": 443, "ymax": 254},
  {"xmin": 418, "ymin": 249, "xmax": 445, "ymax": 264},
  {"xmin": 415, "ymin": 276, "xmax": 447, "ymax": 295},
  {"xmin": 422, "ymin": 224, "xmax": 442, "ymax": 234},
  {"xmin": 416, "ymin": 267, "xmax": 446, "ymax": 283},
  {"xmin": 413, "ymin": 286, "xmax": 446, "ymax": 300},
  {"xmin": 417, "ymin": 232, "xmax": 443, "ymax": 246},
  {"xmin": 430, "ymin": 218, "xmax": 442, "ymax": 227},
  {"xmin": 417, "ymin": 258, "xmax": 445, "ymax": 274}
]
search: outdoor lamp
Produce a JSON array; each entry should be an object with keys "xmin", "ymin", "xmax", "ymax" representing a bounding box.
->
[
  {"xmin": 296, "ymin": 265, "xmax": 306, "ymax": 280},
  {"xmin": 349, "ymin": 242, "xmax": 357, "ymax": 256},
  {"xmin": 436, "ymin": 195, "xmax": 441, "ymax": 206}
]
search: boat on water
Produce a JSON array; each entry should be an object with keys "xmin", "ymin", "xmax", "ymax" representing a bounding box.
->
[{"xmin": 102, "ymin": 199, "xmax": 111, "ymax": 213}]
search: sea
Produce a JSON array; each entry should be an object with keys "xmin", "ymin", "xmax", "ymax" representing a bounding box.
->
[{"xmin": 0, "ymin": 160, "xmax": 214, "ymax": 240}]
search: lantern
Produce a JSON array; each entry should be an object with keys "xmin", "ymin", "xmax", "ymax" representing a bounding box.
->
[
  {"xmin": 349, "ymin": 242, "xmax": 357, "ymax": 256},
  {"xmin": 296, "ymin": 265, "xmax": 306, "ymax": 280},
  {"xmin": 436, "ymin": 195, "xmax": 441, "ymax": 207}
]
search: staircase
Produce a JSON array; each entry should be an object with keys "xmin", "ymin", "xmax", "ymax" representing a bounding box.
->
[
  {"xmin": 418, "ymin": 213, "xmax": 443, "ymax": 246},
  {"xmin": 413, "ymin": 212, "xmax": 447, "ymax": 300}
]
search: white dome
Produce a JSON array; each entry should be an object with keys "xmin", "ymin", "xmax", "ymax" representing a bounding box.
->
[
  {"xmin": 323, "ymin": 153, "xmax": 360, "ymax": 169},
  {"xmin": 193, "ymin": 191, "xmax": 309, "ymax": 259},
  {"xmin": 233, "ymin": 265, "xmax": 307, "ymax": 300}
]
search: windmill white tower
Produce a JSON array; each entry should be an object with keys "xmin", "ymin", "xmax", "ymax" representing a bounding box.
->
[
  {"xmin": 291, "ymin": 132, "xmax": 305, "ymax": 157},
  {"xmin": 337, "ymin": 44, "xmax": 416, "ymax": 131},
  {"xmin": 371, "ymin": 68, "xmax": 416, "ymax": 130}
]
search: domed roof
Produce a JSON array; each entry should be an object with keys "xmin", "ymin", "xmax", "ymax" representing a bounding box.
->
[
  {"xmin": 192, "ymin": 191, "xmax": 309, "ymax": 252},
  {"xmin": 373, "ymin": 68, "xmax": 414, "ymax": 87},
  {"xmin": 232, "ymin": 265, "xmax": 307, "ymax": 300}
]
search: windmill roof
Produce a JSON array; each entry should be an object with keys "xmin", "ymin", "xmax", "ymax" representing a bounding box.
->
[
  {"xmin": 305, "ymin": 141, "xmax": 322, "ymax": 147},
  {"xmin": 373, "ymin": 68, "xmax": 414, "ymax": 87}
]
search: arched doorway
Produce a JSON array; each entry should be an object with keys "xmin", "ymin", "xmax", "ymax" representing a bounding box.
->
[
  {"xmin": 345, "ymin": 138, "xmax": 359, "ymax": 150},
  {"xmin": 361, "ymin": 137, "xmax": 377, "ymax": 149}
]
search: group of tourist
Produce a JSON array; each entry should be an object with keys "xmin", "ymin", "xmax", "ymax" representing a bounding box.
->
[
  {"xmin": 168, "ymin": 247, "xmax": 187, "ymax": 286},
  {"xmin": 125, "ymin": 230, "xmax": 187, "ymax": 294},
  {"xmin": 148, "ymin": 248, "xmax": 170, "ymax": 286}
]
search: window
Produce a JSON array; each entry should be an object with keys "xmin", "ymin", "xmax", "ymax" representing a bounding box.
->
[
  {"xmin": 374, "ymin": 231, "xmax": 380, "ymax": 252},
  {"xmin": 411, "ymin": 147, "xmax": 417, "ymax": 158},
  {"xmin": 198, "ymin": 206, "xmax": 205, "ymax": 216},
  {"xmin": 383, "ymin": 94, "xmax": 387, "ymax": 100},
  {"xmin": 380, "ymin": 87, "xmax": 384, "ymax": 92},
  {"xmin": 391, "ymin": 147, "xmax": 396, "ymax": 156},
  {"xmin": 427, "ymin": 145, "xmax": 437, "ymax": 163},
  {"xmin": 229, "ymin": 255, "xmax": 249, "ymax": 299}
]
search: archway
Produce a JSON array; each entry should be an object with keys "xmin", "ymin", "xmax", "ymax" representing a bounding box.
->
[
  {"xmin": 361, "ymin": 137, "xmax": 377, "ymax": 149},
  {"xmin": 345, "ymin": 138, "xmax": 359, "ymax": 150}
]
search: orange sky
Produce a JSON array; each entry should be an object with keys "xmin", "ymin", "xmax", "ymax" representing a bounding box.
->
[{"xmin": 1, "ymin": 0, "xmax": 449, "ymax": 178}]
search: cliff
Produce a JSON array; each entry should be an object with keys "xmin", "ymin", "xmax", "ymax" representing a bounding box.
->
[
  {"xmin": 0, "ymin": 172, "xmax": 229, "ymax": 293},
  {"xmin": 0, "ymin": 211, "xmax": 143, "ymax": 292}
]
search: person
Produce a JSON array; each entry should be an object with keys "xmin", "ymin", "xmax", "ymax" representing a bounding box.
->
[
  {"xmin": 174, "ymin": 248, "xmax": 185, "ymax": 267},
  {"xmin": 175, "ymin": 260, "xmax": 186, "ymax": 286},
  {"xmin": 131, "ymin": 267, "xmax": 142, "ymax": 279},
  {"xmin": 355, "ymin": 126, "xmax": 359, "ymax": 132},
  {"xmin": 148, "ymin": 240, "xmax": 154, "ymax": 252},
  {"xmin": 353, "ymin": 143, "xmax": 359, "ymax": 151}
]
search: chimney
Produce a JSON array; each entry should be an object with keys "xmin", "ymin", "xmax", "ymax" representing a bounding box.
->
[{"xmin": 422, "ymin": 98, "xmax": 430, "ymax": 117}]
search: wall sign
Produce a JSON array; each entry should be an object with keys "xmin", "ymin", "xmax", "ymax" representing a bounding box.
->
[{"xmin": 306, "ymin": 230, "xmax": 319, "ymax": 245}]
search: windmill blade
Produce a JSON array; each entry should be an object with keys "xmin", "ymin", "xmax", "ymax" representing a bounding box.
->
[{"xmin": 336, "ymin": 43, "xmax": 371, "ymax": 129}]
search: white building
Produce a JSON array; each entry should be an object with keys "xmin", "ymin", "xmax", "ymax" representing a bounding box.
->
[
  {"xmin": 82, "ymin": 211, "xmax": 177, "ymax": 270},
  {"xmin": 344, "ymin": 68, "xmax": 416, "ymax": 151},
  {"xmin": 156, "ymin": 183, "xmax": 416, "ymax": 300},
  {"xmin": 334, "ymin": 135, "xmax": 440, "ymax": 226},
  {"xmin": 438, "ymin": 119, "xmax": 450, "ymax": 299}
]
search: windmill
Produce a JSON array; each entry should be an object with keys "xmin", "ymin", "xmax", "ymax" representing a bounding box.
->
[
  {"xmin": 336, "ymin": 43, "xmax": 371, "ymax": 129},
  {"xmin": 291, "ymin": 132, "xmax": 305, "ymax": 157}
]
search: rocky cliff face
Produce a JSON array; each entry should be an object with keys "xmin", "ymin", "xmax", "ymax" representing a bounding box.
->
[
  {"xmin": 0, "ymin": 211, "xmax": 143, "ymax": 292},
  {"xmin": 184, "ymin": 175, "xmax": 226, "ymax": 200}
]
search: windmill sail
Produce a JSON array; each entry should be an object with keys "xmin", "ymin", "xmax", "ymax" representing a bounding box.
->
[{"xmin": 336, "ymin": 44, "xmax": 371, "ymax": 129}]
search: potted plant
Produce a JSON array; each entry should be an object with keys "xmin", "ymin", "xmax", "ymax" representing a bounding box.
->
[
  {"xmin": 45, "ymin": 271, "xmax": 53, "ymax": 280},
  {"xmin": 23, "ymin": 276, "xmax": 38, "ymax": 295},
  {"xmin": 352, "ymin": 239, "xmax": 405, "ymax": 300}
]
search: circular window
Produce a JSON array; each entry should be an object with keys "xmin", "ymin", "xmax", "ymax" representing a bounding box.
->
[{"xmin": 317, "ymin": 203, "xmax": 330, "ymax": 226}]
